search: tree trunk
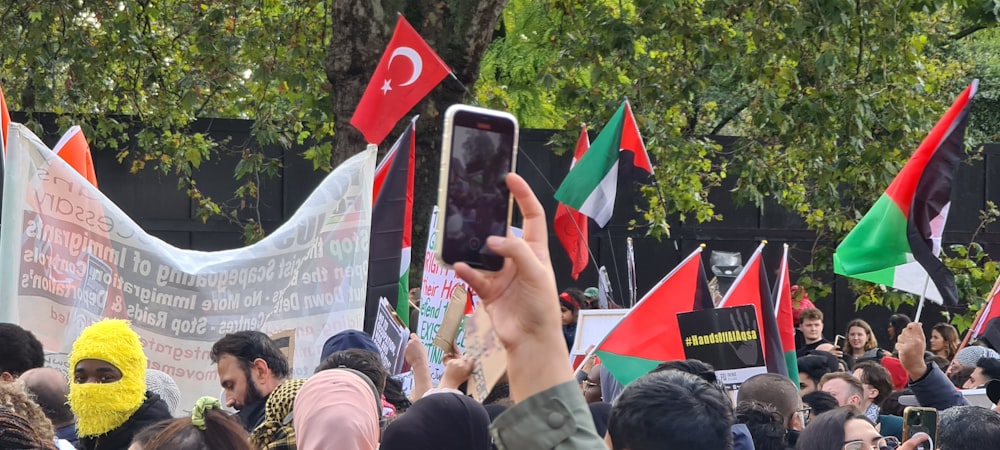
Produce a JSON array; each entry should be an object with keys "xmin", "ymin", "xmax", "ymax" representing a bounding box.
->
[{"xmin": 327, "ymin": 0, "xmax": 508, "ymax": 285}]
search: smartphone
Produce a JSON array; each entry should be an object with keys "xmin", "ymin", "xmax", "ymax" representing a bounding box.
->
[
  {"xmin": 834, "ymin": 334, "xmax": 846, "ymax": 350},
  {"xmin": 435, "ymin": 104, "xmax": 518, "ymax": 271},
  {"xmin": 902, "ymin": 406, "xmax": 938, "ymax": 447}
]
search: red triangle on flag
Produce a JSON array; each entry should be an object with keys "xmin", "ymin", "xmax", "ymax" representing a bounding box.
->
[
  {"xmin": 718, "ymin": 243, "xmax": 787, "ymax": 376},
  {"xmin": 554, "ymin": 125, "xmax": 591, "ymax": 279},
  {"xmin": 598, "ymin": 247, "xmax": 708, "ymax": 363},
  {"xmin": 53, "ymin": 126, "xmax": 99, "ymax": 188},
  {"xmin": 1, "ymin": 85, "xmax": 11, "ymax": 155}
]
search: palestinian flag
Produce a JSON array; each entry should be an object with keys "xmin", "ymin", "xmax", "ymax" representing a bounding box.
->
[
  {"xmin": 553, "ymin": 125, "xmax": 591, "ymax": 280},
  {"xmin": 773, "ymin": 244, "xmax": 800, "ymax": 384},
  {"xmin": 364, "ymin": 116, "xmax": 416, "ymax": 333},
  {"xmin": 972, "ymin": 275, "xmax": 1000, "ymax": 339},
  {"xmin": 52, "ymin": 126, "xmax": 99, "ymax": 188},
  {"xmin": 595, "ymin": 246, "xmax": 714, "ymax": 386},
  {"xmin": 833, "ymin": 81, "xmax": 977, "ymax": 306},
  {"xmin": 718, "ymin": 243, "xmax": 786, "ymax": 376},
  {"xmin": 554, "ymin": 99, "xmax": 653, "ymax": 228}
]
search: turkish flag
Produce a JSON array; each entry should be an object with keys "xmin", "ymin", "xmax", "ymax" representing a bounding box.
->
[
  {"xmin": 554, "ymin": 126, "xmax": 591, "ymax": 279},
  {"xmin": 351, "ymin": 15, "xmax": 451, "ymax": 146}
]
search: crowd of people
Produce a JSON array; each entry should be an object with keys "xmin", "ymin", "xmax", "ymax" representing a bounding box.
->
[{"xmin": 2, "ymin": 174, "xmax": 1000, "ymax": 449}]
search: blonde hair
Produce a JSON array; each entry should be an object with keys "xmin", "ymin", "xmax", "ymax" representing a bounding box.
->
[{"xmin": 0, "ymin": 382, "xmax": 55, "ymax": 441}]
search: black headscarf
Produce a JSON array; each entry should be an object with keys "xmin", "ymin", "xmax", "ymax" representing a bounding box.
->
[{"xmin": 381, "ymin": 392, "xmax": 491, "ymax": 450}]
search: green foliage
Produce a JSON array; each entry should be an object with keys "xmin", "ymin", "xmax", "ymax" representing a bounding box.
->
[
  {"xmin": 2, "ymin": 1, "xmax": 332, "ymax": 240},
  {"xmin": 952, "ymin": 27, "xmax": 1000, "ymax": 143},
  {"xmin": 478, "ymin": 0, "xmax": 999, "ymax": 310}
]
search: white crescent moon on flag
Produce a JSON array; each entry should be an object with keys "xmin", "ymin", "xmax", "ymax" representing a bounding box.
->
[{"xmin": 388, "ymin": 47, "xmax": 423, "ymax": 87}]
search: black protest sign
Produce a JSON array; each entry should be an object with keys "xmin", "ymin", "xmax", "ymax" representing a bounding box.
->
[
  {"xmin": 678, "ymin": 305, "xmax": 765, "ymax": 372},
  {"xmin": 373, "ymin": 297, "xmax": 409, "ymax": 375}
]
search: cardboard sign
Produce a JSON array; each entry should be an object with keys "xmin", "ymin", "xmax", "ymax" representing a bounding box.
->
[
  {"xmin": 373, "ymin": 297, "xmax": 408, "ymax": 375},
  {"xmin": 463, "ymin": 306, "xmax": 507, "ymax": 402},
  {"xmin": 433, "ymin": 283, "xmax": 468, "ymax": 354},
  {"xmin": 677, "ymin": 305, "xmax": 766, "ymax": 388}
]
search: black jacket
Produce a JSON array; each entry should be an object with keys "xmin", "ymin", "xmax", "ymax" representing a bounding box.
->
[{"xmin": 79, "ymin": 392, "xmax": 172, "ymax": 450}]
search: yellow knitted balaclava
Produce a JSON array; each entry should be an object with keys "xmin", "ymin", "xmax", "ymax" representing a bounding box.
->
[{"xmin": 67, "ymin": 319, "xmax": 148, "ymax": 437}]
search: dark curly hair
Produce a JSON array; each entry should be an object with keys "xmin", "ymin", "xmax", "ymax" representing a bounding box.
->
[
  {"xmin": 735, "ymin": 401, "xmax": 787, "ymax": 450},
  {"xmin": 0, "ymin": 324, "xmax": 44, "ymax": 378}
]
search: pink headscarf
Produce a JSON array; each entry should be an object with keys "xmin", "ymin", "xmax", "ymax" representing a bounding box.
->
[{"xmin": 293, "ymin": 369, "xmax": 380, "ymax": 450}]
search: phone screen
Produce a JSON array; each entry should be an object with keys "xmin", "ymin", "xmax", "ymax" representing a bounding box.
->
[{"xmin": 440, "ymin": 109, "xmax": 516, "ymax": 271}]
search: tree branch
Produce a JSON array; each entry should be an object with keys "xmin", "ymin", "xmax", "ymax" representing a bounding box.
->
[
  {"xmin": 710, "ymin": 100, "xmax": 749, "ymax": 135},
  {"xmin": 950, "ymin": 25, "xmax": 986, "ymax": 41}
]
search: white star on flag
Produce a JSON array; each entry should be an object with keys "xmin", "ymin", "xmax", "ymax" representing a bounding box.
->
[{"xmin": 381, "ymin": 79, "xmax": 392, "ymax": 95}]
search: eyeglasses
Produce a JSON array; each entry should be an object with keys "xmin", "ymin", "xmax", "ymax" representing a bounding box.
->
[
  {"xmin": 843, "ymin": 436, "xmax": 900, "ymax": 450},
  {"xmin": 796, "ymin": 406, "xmax": 812, "ymax": 427}
]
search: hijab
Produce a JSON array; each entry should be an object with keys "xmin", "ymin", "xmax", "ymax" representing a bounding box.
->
[
  {"xmin": 293, "ymin": 369, "xmax": 380, "ymax": 450},
  {"xmin": 380, "ymin": 392, "xmax": 492, "ymax": 450}
]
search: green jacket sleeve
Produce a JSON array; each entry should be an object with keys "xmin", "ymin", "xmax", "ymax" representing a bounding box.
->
[{"xmin": 490, "ymin": 380, "xmax": 608, "ymax": 450}]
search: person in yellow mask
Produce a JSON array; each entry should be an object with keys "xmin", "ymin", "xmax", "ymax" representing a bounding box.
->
[{"xmin": 68, "ymin": 319, "xmax": 171, "ymax": 450}]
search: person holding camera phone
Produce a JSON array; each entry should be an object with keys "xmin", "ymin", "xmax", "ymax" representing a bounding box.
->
[{"xmin": 454, "ymin": 173, "xmax": 606, "ymax": 449}]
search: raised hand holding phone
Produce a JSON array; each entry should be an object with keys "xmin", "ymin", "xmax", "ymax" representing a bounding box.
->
[{"xmin": 435, "ymin": 104, "xmax": 518, "ymax": 271}]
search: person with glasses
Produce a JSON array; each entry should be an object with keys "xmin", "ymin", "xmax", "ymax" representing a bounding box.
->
[
  {"xmin": 795, "ymin": 407, "xmax": 928, "ymax": 450},
  {"xmin": 582, "ymin": 365, "xmax": 603, "ymax": 403},
  {"xmin": 801, "ymin": 391, "xmax": 838, "ymax": 424}
]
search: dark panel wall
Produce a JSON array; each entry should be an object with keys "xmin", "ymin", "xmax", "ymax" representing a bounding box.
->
[{"xmin": 4, "ymin": 115, "xmax": 998, "ymax": 345}]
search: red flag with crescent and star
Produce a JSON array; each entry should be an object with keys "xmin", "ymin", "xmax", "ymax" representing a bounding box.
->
[{"xmin": 351, "ymin": 15, "xmax": 451, "ymax": 146}]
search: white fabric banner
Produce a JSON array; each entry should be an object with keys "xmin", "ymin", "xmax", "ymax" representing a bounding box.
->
[{"xmin": 0, "ymin": 124, "xmax": 375, "ymax": 409}]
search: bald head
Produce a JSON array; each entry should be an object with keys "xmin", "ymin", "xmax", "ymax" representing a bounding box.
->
[{"xmin": 19, "ymin": 367, "xmax": 74, "ymax": 427}]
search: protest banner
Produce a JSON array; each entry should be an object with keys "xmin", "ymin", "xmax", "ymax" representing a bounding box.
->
[
  {"xmin": 570, "ymin": 309, "xmax": 626, "ymax": 370},
  {"xmin": 463, "ymin": 306, "xmax": 506, "ymax": 402},
  {"xmin": 0, "ymin": 124, "xmax": 375, "ymax": 408},
  {"xmin": 268, "ymin": 329, "xmax": 296, "ymax": 368},
  {"xmin": 678, "ymin": 305, "xmax": 766, "ymax": 389},
  {"xmin": 372, "ymin": 297, "xmax": 408, "ymax": 375},
  {"xmin": 414, "ymin": 206, "xmax": 479, "ymax": 385}
]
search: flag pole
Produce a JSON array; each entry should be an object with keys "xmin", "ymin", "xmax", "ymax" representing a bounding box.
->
[
  {"xmin": 914, "ymin": 277, "xmax": 930, "ymax": 322},
  {"xmin": 958, "ymin": 274, "xmax": 1000, "ymax": 351},
  {"xmin": 774, "ymin": 244, "xmax": 789, "ymax": 319},
  {"xmin": 516, "ymin": 146, "xmax": 605, "ymax": 277},
  {"xmin": 718, "ymin": 241, "xmax": 767, "ymax": 308},
  {"xmin": 959, "ymin": 302, "xmax": 989, "ymax": 351},
  {"xmin": 606, "ymin": 227, "xmax": 625, "ymax": 302},
  {"xmin": 627, "ymin": 237, "xmax": 637, "ymax": 306}
]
